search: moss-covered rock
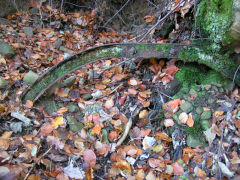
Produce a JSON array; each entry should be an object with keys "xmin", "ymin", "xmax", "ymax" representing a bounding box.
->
[
  {"xmin": 0, "ymin": 40, "xmax": 15, "ymax": 58},
  {"xmin": 23, "ymin": 71, "xmax": 39, "ymax": 85},
  {"xmin": 67, "ymin": 116, "xmax": 83, "ymax": 132}
]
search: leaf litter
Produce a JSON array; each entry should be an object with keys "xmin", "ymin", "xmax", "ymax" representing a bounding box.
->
[{"xmin": 0, "ymin": 2, "xmax": 240, "ymax": 180}]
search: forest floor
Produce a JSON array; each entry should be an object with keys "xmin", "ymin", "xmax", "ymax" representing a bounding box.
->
[{"xmin": 0, "ymin": 1, "xmax": 240, "ymax": 180}]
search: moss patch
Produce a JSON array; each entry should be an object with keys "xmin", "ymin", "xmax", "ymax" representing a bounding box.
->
[
  {"xmin": 197, "ymin": 0, "xmax": 234, "ymax": 45},
  {"xmin": 175, "ymin": 64, "xmax": 227, "ymax": 90}
]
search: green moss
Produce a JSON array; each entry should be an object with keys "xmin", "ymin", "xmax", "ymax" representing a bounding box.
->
[
  {"xmin": 175, "ymin": 65, "xmax": 206, "ymax": 87},
  {"xmin": 185, "ymin": 119, "xmax": 203, "ymax": 136},
  {"xmin": 197, "ymin": 0, "xmax": 234, "ymax": 45}
]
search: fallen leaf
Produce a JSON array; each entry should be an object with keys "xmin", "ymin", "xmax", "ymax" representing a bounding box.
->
[
  {"xmin": 179, "ymin": 112, "xmax": 188, "ymax": 124},
  {"xmin": 129, "ymin": 79, "xmax": 138, "ymax": 86},
  {"xmin": 108, "ymin": 130, "xmax": 118, "ymax": 141},
  {"xmin": 82, "ymin": 149, "xmax": 96, "ymax": 168},
  {"xmin": 25, "ymin": 100, "xmax": 33, "ymax": 108},
  {"xmin": 116, "ymin": 160, "xmax": 131, "ymax": 172},
  {"xmin": 108, "ymin": 167, "xmax": 120, "ymax": 177},
  {"xmin": 187, "ymin": 113, "xmax": 194, "ymax": 127},
  {"xmin": 1, "ymin": 131, "xmax": 13, "ymax": 139},
  {"xmin": 104, "ymin": 98, "xmax": 114, "ymax": 109},
  {"xmin": 57, "ymin": 107, "xmax": 68, "ymax": 114},
  {"xmin": 139, "ymin": 109, "xmax": 148, "ymax": 119},
  {"xmin": 93, "ymin": 125, "xmax": 101, "ymax": 135},
  {"xmin": 172, "ymin": 162, "xmax": 184, "ymax": 175},
  {"xmin": 56, "ymin": 172, "xmax": 69, "ymax": 180},
  {"xmin": 0, "ymin": 138, "xmax": 10, "ymax": 150},
  {"xmin": 146, "ymin": 170, "xmax": 156, "ymax": 180},
  {"xmin": 40, "ymin": 123, "xmax": 54, "ymax": 135},
  {"xmin": 136, "ymin": 169, "xmax": 145, "ymax": 180},
  {"xmin": 164, "ymin": 119, "xmax": 175, "ymax": 127},
  {"xmin": 52, "ymin": 116, "xmax": 65, "ymax": 129},
  {"xmin": 148, "ymin": 158, "xmax": 162, "ymax": 168},
  {"xmin": 162, "ymin": 99, "xmax": 180, "ymax": 114}
]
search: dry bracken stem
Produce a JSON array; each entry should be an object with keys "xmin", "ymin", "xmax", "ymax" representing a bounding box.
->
[
  {"xmin": 24, "ymin": 145, "xmax": 53, "ymax": 180},
  {"xmin": 103, "ymin": 0, "xmax": 132, "ymax": 27},
  {"xmin": 116, "ymin": 108, "xmax": 140, "ymax": 146},
  {"xmin": 138, "ymin": 0, "xmax": 185, "ymax": 42}
]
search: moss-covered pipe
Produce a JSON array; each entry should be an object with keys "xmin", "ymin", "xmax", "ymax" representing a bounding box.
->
[{"xmin": 21, "ymin": 43, "xmax": 240, "ymax": 103}]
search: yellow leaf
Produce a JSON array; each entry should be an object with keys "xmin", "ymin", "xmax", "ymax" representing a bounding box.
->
[
  {"xmin": 1, "ymin": 131, "xmax": 13, "ymax": 139},
  {"xmin": 52, "ymin": 116, "xmax": 64, "ymax": 129},
  {"xmin": 57, "ymin": 107, "xmax": 68, "ymax": 114}
]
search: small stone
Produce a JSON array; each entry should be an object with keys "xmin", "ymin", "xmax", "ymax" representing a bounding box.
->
[
  {"xmin": 192, "ymin": 113, "xmax": 200, "ymax": 121},
  {"xmin": 211, "ymin": 82, "xmax": 222, "ymax": 88},
  {"xmin": 67, "ymin": 116, "xmax": 83, "ymax": 132},
  {"xmin": 179, "ymin": 112, "xmax": 188, "ymax": 124},
  {"xmin": 196, "ymin": 107, "xmax": 203, "ymax": 115},
  {"xmin": 67, "ymin": 103, "xmax": 79, "ymax": 113},
  {"xmin": 23, "ymin": 71, "xmax": 39, "ymax": 85},
  {"xmin": 60, "ymin": 75, "xmax": 76, "ymax": 88},
  {"xmin": 201, "ymin": 120, "xmax": 210, "ymax": 130},
  {"xmin": 91, "ymin": 90, "xmax": 102, "ymax": 98},
  {"xmin": 10, "ymin": 122, "xmax": 23, "ymax": 133},
  {"xmin": 54, "ymin": 38, "xmax": 62, "ymax": 49},
  {"xmin": 204, "ymin": 84, "xmax": 211, "ymax": 90},
  {"xmin": 180, "ymin": 101, "xmax": 193, "ymax": 113},
  {"xmin": 201, "ymin": 110, "xmax": 212, "ymax": 120},
  {"xmin": 82, "ymin": 93, "xmax": 92, "ymax": 101},
  {"xmin": 189, "ymin": 89, "xmax": 197, "ymax": 96},
  {"xmin": 187, "ymin": 135, "xmax": 207, "ymax": 148},
  {"xmin": 23, "ymin": 27, "xmax": 33, "ymax": 38},
  {"xmin": 39, "ymin": 97, "xmax": 57, "ymax": 115},
  {"xmin": 11, "ymin": 111, "xmax": 31, "ymax": 126},
  {"xmin": 0, "ymin": 78, "xmax": 9, "ymax": 89},
  {"xmin": 0, "ymin": 40, "xmax": 15, "ymax": 58},
  {"xmin": 208, "ymin": 98, "xmax": 215, "ymax": 104}
]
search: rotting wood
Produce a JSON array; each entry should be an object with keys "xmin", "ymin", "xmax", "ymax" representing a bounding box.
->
[{"xmin": 21, "ymin": 43, "xmax": 240, "ymax": 103}]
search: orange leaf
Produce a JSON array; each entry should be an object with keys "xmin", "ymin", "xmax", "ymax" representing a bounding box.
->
[
  {"xmin": 1, "ymin": 131, "xmax": 13, "ymax": 139},
  {"xmin": 93, "ymin": 125, "xmax": 101, "ymax": 135},
  {"xmin": 40, "ymin": 123, "xmax": 54, "ymax": 135},
  {"xmin": 187, "ymin": 114, "xmax": 194, "ymax": 127},
  {"xmin": 116, "ymin": 160, "xmax": 132, "ymax": 172},
  {"xmin": 25, "ymin": 100, "xmax": 33, "ymax": 108},
  {"xmin": 108, "ymin": 131, "xmax": 118, "ymax": 141},
  {"xmin": 155, "ymin": 132, "xmax": 172, "ymax": 142},
  {"xmin": 52, "ymin": 116, "xmax": 64, "ymax": 129},
  {"xmin": 162, "ymin": 99, "xmax": 180, "ymax": 114},
  {"xmin": 57, "ymin": 107, "xmax": 68, "ymax": 114},
  {"xmin": 214, "ymin": 110, "xmax": 224, "ymax": 117},
  {"xmin": 0, "ymin": 138, "xmax": 9, "ymax": 150}
]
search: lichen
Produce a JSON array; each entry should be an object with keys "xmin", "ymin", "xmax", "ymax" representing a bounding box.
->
[{"xmin": 197, "ymin": 0, "xmax": 234, "ymax": 45}]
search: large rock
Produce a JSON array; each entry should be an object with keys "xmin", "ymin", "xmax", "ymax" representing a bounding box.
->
[
  {"xmin": 0, "ymin": 0, "xmax": 30, "ymax": 17},
  {"xmin": 187, "ymin": 135, "xmax": 207, "ymax": 148},
  {"xmin": 197, "ymin": 0, "xmax": 240, "ymax": 47},
  {"xmin": 0, "ymin": 40, "xmax": 15, "ymax": 58}
]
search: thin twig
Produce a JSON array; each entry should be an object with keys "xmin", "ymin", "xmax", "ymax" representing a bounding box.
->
[
  {"xmin": 116, "ymin": 107, "xmax": 140, "ymax": 146},
  {"xmin": 231, "ymin": 64, "xmax": 240, "ymax": 94},
  {"xmin": 138, "ymin": 0, "xmax": 185, "ymax": 42},
  {"xmin": 103, "ymin": 0, "xmax": 131, "ymax": 27},
  {"xmin": 24, "ymin": 146, "xmax": 53, "ymax": 180}
]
